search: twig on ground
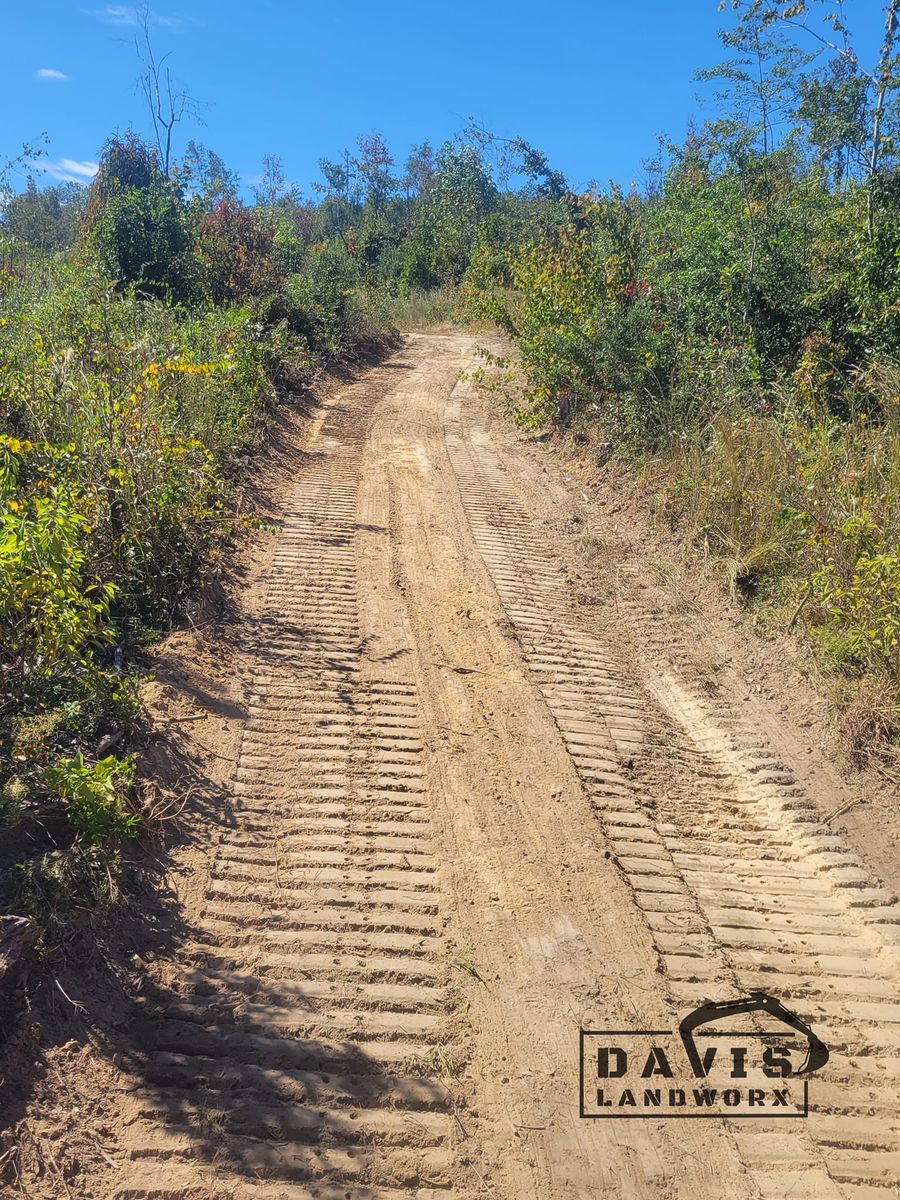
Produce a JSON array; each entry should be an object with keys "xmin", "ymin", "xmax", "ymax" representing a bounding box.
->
[
  {"xmin": 53, "ymin": 979, "xmax": 87, "ymax": 1015},
  {"xmin": 471, "ymin": 1165, "xmax": 498, "ymax": 1196},
  {"xmin": 46, "ymin": 1153, "xmax": 73, "ymax": 1198},
  {"xmin": 97, "ymin": 1147, "xmax": 119, "ymax": 1170},
  {"xmin": 533, "ymin": 619, "xmax": 562, "ymax": 649},
  {"xmin": 428, "ymin": 659, "xmax": 511, "ymax": 682},
  {"xmin": 786, "ymin": 583, "xmax": 813, "ymax": 631},
  {"xmin": 824, "ymin": 797, "xmax": 862, "ymax": 824}
]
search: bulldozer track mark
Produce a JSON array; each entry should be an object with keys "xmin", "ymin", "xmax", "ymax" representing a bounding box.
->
[
  {"xmin": 116, "ymin": 375, "xmax": 455, "ymax": 1200},
  {"xmin": 445, "ymin": 365, "xmax": 900, "ymax": 1198}
]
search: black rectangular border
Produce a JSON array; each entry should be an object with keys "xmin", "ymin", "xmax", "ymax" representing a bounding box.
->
[{"xmin": 579, "ymin": 1029, "xmax": 810, "ymax": 1119}]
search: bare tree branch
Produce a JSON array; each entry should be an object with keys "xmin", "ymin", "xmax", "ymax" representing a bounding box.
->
[{"xmin": 134, "ymin": 3, "xmax": 199, "ymax": 176}]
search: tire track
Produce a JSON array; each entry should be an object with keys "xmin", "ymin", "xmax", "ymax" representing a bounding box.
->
[
  {"xmin": 115, "ymin": 385, "xmax": 455, "ymax": 1199},
  {"xmin": 444, "ymin": 374, "xmax": 900, "ymax": 1199}
]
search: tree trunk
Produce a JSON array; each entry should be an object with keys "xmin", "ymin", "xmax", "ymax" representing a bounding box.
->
[{"xmin": 868, "ymin": 0, "xmax": 900, "ymax": 238}]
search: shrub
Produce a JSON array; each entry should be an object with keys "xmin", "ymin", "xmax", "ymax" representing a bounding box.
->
[
  {"xmin": 86, "ymin": 135, "xmax": 194, "ymax": 301},
  {"xmin": 196, "ymin": 198, "xmax": 279, "ymax": 303},
  {"xmin": 0, "ymin": 436, "xmax": 116, "ymax": 706},
  {"xmin": 43, "ymin": 751, "xmax": 138, "ymax": 845}
]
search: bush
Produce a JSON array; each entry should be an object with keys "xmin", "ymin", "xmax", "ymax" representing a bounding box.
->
[
  {"xmin": 92, "ymin": 183, "xmax": 194, "ymax": 301},
  {"xmin": 0, "ymin": 436, "xmax": 116, "ymax": 705},
  {"xmin": 87, "ymin": 137, "xmax": 195, "ymax": 301},
  {"xmin": 651, "ymin": 402, "xmax": 900, "ymax": 708},
  {"xmin": 0, "ymin": 261, "xmax": 291, "ymax": 823},
  {"xmin": 196, "ymin": 198, "xmax": 278, "ymax": 303},
  {"xmin": 43, "ymin": 752, "xmax": 138, "ymax": 845}
]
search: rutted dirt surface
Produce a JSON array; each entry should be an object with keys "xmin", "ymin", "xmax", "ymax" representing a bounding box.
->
[{"xmin": 5, "ymin": 333, "xmax": 900, "ymax": 1199}]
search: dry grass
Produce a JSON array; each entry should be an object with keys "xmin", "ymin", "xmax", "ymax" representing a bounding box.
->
[
  {"xmin": 408, "ymin": 1041, "xmax": 463, "ymax": 1079},
  {"xmin": 839, "ymin": 677, "xmax": 900, "ymax": 768},
  {"xmin": 388, "ymin": 288, "xmax": 467, "ymax": 332},
  {"xmin": 643, "ymin": 400, "xmax": 900, "ymax": 762}
]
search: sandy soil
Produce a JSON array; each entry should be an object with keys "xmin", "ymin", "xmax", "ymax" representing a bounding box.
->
[{"xmin": 2, "ymin": 333, "xmax": 900, "ymax": 1200}]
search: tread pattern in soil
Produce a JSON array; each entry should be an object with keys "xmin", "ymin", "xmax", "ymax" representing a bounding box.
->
[
  {"xmin": 446, "ymin": 384, "xmax": 900, "ymax": 1199},
  {"xmin": 117, "ymin": 414, "xmax": 454, "ymax": 1199}
]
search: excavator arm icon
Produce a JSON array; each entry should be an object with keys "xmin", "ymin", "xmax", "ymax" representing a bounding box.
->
[{"xmin": 678, "ymin": 991, "xmax": 829, "ymax": 1079}]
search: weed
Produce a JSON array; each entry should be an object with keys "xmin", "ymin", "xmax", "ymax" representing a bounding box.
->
[
  {"xmin": 43, "ymin": 752, "xmax": 138, "ymax": 845},
  {"xmin": 687, "ymin": 653, "xmax": 725, "ymax": 693},
  {"xmin": 838, "ymin": 676, "xmax": 900, "ymax": 768},
  {"xmin": 13, "ymin": 846, "xmax": 121, "ymax": 935},
  {"xmin": 447, "ymin": 951, "xmax": 485, "ymax": 983},
  {"xmin": 410, "ymin": 1042, "xmax": 463, "ymax": 1079}
]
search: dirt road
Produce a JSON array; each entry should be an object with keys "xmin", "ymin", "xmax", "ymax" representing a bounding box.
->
[{"xmin": 99, "ymin": 334, "xmax": 900, "ymax": 1198}]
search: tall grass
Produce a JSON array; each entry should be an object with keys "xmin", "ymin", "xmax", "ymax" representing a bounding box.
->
[
  {"xmin": 384, "ymin": 287, "xmax": 466, "ymax": 331},
  {"xmin": 646, "ymin": 395, "xmax": 900, "ymax": 760}
]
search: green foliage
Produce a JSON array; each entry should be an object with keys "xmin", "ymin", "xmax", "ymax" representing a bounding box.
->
[
  {"xmin": 0, "ymin": 177, "xmax": 84, "ymax": 252},
  {"xmin": 491, "ymin": 190, "xmax": 679, "ymax": 439},
  {"xmin": 300, "ymin": 241, "xmax": 359, "ymax": 346},
  {"xmin": 0, "ymin": 265, "xmax": 275, "ymax": 658},
  {"xmin": 179, "ymin": 139, "xmax": 239, "ymax": 209},
  {"xmin": 87, "ymin": 135, "xmax": 194, "ymax": 301},
  {"xmin": 91, "ymin": 179, "xmax": 194, "ymax": 300},
  {"xmin": 0, "ymin": 269, "xmax": 277, "ymax": 840},
  {"xmin": 0, "ymin": 436, "xmax": 115, "ymax": 702},
  {"xmin": 0, "ymin": 132, "xmax": 398, "ymax": 865},
  {"xmin": 652, "ymin": 402, "xmax": 900, "ymax": 690},
  {"xmin": 401, "ymin": 143, "xmax": 498, "ymax": 289},
  {"xmin": 814, "ymin": 545, "xmax": 900, "ymax": 674},
  {"xmin": 851, "ymin": 175, "xmax": 900, "ymax": 353},
  {"xmin": 797, "ymin": 57, "xmax": 869, "ymax": 185},
  {"xmin": 43, "ymin": 751, "xmax": 138, "ymax": 845},
  {"xmin": 12, "ymin": 845, "xmax": 123, "ymax": 933}
]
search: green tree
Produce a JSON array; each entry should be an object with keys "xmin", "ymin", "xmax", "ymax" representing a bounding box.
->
[
  {"xmin": 354, "ymin": 134, "xmax": 396, "ymax": 213},
  {"xmin": 179, "ymin": 140, "xmax": 239, "ymax": 209},
  {"xmin": 1, "ymin": 178, "xmax": 84, "ymax": 251},
  {"xmin": 403, "ymin": 141, "xmax": 436, "ymax": 198},
  {"xmin": 86, "ymin": 135, "xmax": 194, "ymax": 301},
  {"xmin": 697, "ymin": 23, "xmax": 810, "ymax": 155},
  {"xmin": 253, "ymin": 154, "xmax": 301, "ymax": 208},
  {"xmin": 797, "ymin": 57, "xmax": 869, "ymax": 185},
  {"xmin": 723, "ymin": 0, "xmax": 900, "ymax": 233},
  {"xmin": 401, "ymin": 142, "xmax": 498, "ymax": 288}
]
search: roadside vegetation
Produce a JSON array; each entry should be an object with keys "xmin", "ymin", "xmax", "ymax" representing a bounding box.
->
[
  {"xmin": 0, "ymin": 131, "xmax": 495, "ymax": 929},
  {"xmin": 3, "ymin": 0, "xmax": 900, "ymax": 934},
  {"xmin": 467, "ymin": 2, "xmax": 900, "ymax": 772}
]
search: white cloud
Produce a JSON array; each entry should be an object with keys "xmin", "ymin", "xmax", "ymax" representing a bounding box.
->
[
  {"xmin": 36, "ymin": 67, "xmax": 70, "ymax": 81},
  {"xmin": 86, "ymin": 5, "xmax": 179, "ymax": 26},
  {"xmin": 33, "ymin": 158, "xmax": 99, "ymax": 184}
]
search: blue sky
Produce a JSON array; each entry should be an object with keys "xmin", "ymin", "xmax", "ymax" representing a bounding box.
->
[{"xmin": 2, "ymin": 1, "xmax": 883, "ymax": 197}]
